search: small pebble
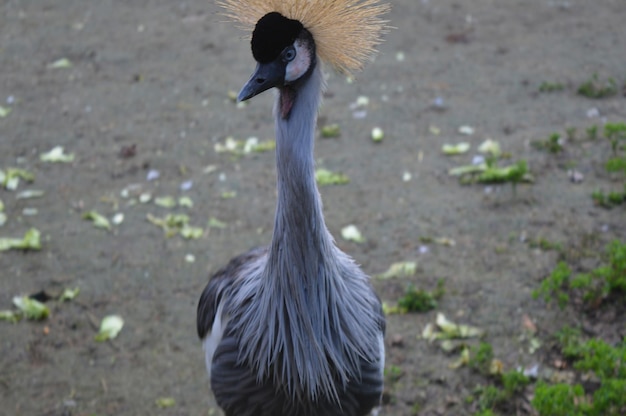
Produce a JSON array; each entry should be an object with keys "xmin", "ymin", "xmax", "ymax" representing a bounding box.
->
[
  {"xmin": 431, "ymin": 96, "xmax": 445, "ymax": 110},
  {"xmin": 139, "ymin": 193, "xmax": 152, "ymax": 203},
  {"xmin": 523, "ymin": 364, "xmax": 539, "ymax": 378},
  {"xmin": 472, "ymin": 155, "xmax": 485, "ymax": 165},
  {"xmin": 390, "ymin": 334, "xmax": 404, "ymax": 348},
  {"xmin": 22, "ymin": 208, "xmax": 38, "ymax": 216},
  {"xmin": 567, "ymin": 169, "xmax": 584, "ymax": 183},
  {"xmin": 352, "ymin": 110, "xmax": 367, "ymax": 119},
  {"xmin": 586, "ymin": 107, "xmax": 599, "ymax": 118},
  {"xmin": 146, "ymin": 169, "xmax": 160, "ymax": 181},
  {"xmin": 459, "ymin": 125, "xmax": 475, "ymax": 135},
  {"xmin": 180, "ymin": 180, "xmax": 193, "ymax": 191},
  {"xmin": 356, "ymin": 96, "xmax": 370, "ymax": 107}
]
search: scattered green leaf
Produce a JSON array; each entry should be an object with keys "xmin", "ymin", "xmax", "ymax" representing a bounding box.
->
[
  {"xmin": 215, "ymin": 136, "xmax": 275, "ymax": 155},
  {"xmin": 59, "ymin": 287, "xmax": 80, "ymax": 302},
  {"xmin": 478, "ymin": 139, "xmax": 502, "ymax": 158},
  {"xmin": 180, "ymin": 225, "xmax": 203, "ymax": 239},
  {"xmin": 442, "ymin": 142, "xmax": 470, "ymax": 155},
  {"xmin": 315, "ymin": 168, "xmax": 350, "ymax": 186},
  {"xmin": 48, "ymin": 58, "xmax": 73, "ymax": 69},
  {"xmin": 40, "ymin": 146, "xmax": 75, "ymax": 163},
  {"xmin": 0, "ymin": 228, "xmax": 42, "ymax": 251},
  {"xmin": 449, "ymin": 346, "xmax": 471, "ymax": 369},
  {"xmin": 155, "ymin": 397, "xmax": 176, "ymax": 408},
  {"xmin": 0, "ymin": 105, "xmax": 11, "ymax": 118},
  {"xmin": 340, "ymin": 224, "xmax": 365, "ymax": 243},
  {"xmin": 243, "ymin": 137, "xmax": 275, "ymax": 153},
  {"xmin": 221, "ymin": 191, "xmax": 237, "ymax": 199},
  {"xmin": 154, "ymin": 196, "xmax": 177, "ymax": 208},
  {"xmin": 449, "ymin": 164, "xmax": 487, "ymax": 176},
  {"xmin": 0, "ymin": 310, "xmax": 21, "ymax": 323},
  {"xmin": 12, "ymin": 296, "xmax": 49, "ymax": 320},
  {"xmin": 0, "ymin": 168, "xmax": 35, "ymax": 190},
  {"xmin": 208, "ymin": 217, "xmax": 228, "ymax": 229},
  {"xmin": 178, "ymin": 196, "xmax": 193, "ymax": 208},
  {"xmin": 83, "ymin": 210, "xmax": 111, "ymax": 230},
  {"xmin": 371, "ymin": 127, "xmax": 385, "ymax": 142},
  {"xmin": 95, "ymin": 315, "xmax": 124, "ymax": 342},
  {"xmin": 423, "ymin": 313, "xmax": 484, "ymax": 341},
  {"xmin": 16, "ymin": 189, "xmax": 45, "ymax": 199},
  {"xmin": 375, "ymin": 261, "xmax": 417, "ymax": 279},
  {"xmin": 477, "ymin": 160, "xmax": 530, "ymax": 184},
  {"xmin": 321, "ymin": 124, "xmax": 341, "ymax": 138}
]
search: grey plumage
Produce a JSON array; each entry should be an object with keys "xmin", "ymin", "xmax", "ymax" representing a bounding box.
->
[{"xmin": 197, "ymin": 17, "xmax": 385, "ymax": 416}]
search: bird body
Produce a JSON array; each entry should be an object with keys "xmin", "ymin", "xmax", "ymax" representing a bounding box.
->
[{"xmin": 197, "ymin": 3, "xmax": 389, "ymax": 415}]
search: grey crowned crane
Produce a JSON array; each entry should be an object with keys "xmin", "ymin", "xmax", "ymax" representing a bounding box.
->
[{"xmin": 197, "ymin": 1, "xmax": 389, "ymax": 415}]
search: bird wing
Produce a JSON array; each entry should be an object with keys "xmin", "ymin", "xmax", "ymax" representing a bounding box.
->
[{"xmin": 196, "ymin": 246, "xmax": 268, "ymax": 339}]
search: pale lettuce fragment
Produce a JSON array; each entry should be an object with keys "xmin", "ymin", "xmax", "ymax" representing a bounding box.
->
[
  {"xmin": 95, "ymin": 315, "xmax": 124, "ymax": 341},
  {"xmin": 13, "ymin": 296, "xmax": 49, "ymax": 320}
]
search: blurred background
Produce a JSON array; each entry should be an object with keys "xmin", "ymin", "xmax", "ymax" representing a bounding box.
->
[{"xmin": 1, "ymin": 0, "xmax": 625, "ymax": 415}]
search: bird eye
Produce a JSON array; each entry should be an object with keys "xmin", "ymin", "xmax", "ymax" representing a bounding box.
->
[{"xmin": 283, "ymin": 47, "xmax": 296, "ymax": 62}]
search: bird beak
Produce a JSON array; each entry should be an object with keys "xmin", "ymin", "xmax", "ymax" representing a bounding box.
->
[{"xmin": 237, "ymin": 61, "xmax": 284, "ymax": 102}]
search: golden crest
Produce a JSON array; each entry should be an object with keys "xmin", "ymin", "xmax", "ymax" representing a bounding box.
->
[{"xmin": 219, "ymin": 0, "xmax": 390, "ymax": 74}]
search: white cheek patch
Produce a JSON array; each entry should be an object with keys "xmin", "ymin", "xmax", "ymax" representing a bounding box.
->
[{"xmin": 285, "ymin": 41, "xmax": 311, "ymax": 83}]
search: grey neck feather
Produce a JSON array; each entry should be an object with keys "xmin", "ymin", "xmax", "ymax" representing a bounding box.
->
[
  {"xmin": 268, "ymin": 62, "xmax": 331, "ymax": 277},
  {"xmin": 234, "ymin": 61, "xmax": 380, "ymax": 403}
]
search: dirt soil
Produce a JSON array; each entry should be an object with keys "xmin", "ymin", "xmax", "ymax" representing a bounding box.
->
[{"xmin": 1, "ymin": 0, "xmax": 625, "ymax": 415}]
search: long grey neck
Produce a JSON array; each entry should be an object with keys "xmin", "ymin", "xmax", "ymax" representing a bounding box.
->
[
  {"xmin": 248, "ymin": 63, "xmax": 373, "ymax": 399},
  {"xmin": 265, "ymin": 62, "xmax": 334, "ymax": 283}
]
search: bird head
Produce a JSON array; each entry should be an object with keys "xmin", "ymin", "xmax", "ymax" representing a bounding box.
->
[
  {"xmin": 222, "ymin": 0, "xmax": 390, "ymax": 101},
  {"xmin": 237, "ymin": 12, "xmax": 315, "ymax": 102}
]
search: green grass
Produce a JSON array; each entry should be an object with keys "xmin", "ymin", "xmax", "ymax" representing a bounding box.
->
[
  {"xmin": 591, "ymin": 122, "xmax": 626, "ymax": 207},
  {"xmin": 471, "ymin": 237, "xmax": 626, "ymax": 415},
  {"xmin": 533, "ymin": 261, "xmax": 572, "ymax": 309},
  {"xmin": 592, "ymin": 186, "xmax": 626, "ymax": 208},
  {"xmin": 586, "ymin": 125, "xmax": 599, "ymax": 141},
  {"xmin": 539, "ymin": 81, "xmax": 565, "ymax": 93},
  {"xmin": 467, "ymin": 343, "xmax": 530, "ymax": 415},
  {"xmin": 532, "ymin": 382, "xmax": 587, "ymax": 416},
  {"xmin": 469, "ymin": 342, "xmax": 494, "ymax": 374},
  {"xmin": 528, "ymin": 238, "xmax": 563, "ymax": 252},
  {"xmin": 532, "ymin": 331, "xmax": 626, "ymax": 416},
  {"xmin": 577, "ymin": 74, "xmax": 618, "ymax": 99},
  {"xmin": 533, "ymin": 240, "xmax": 626, "ymax": 309},
  {"xmin": 397, "ymin": 280, "xmax": 445, "ymax": 313},
  {"xmin": 605, "ymin": 122, "xmax": 626, "ymax": 154},
  {"xmin": 532, "ymin": 133, "xmax": 564, "ymax": 153}
]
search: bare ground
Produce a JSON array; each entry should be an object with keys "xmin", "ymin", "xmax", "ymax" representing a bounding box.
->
[{"xmin": 1, "ymin": 0, "xmax": 625, "ymax": 415}]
